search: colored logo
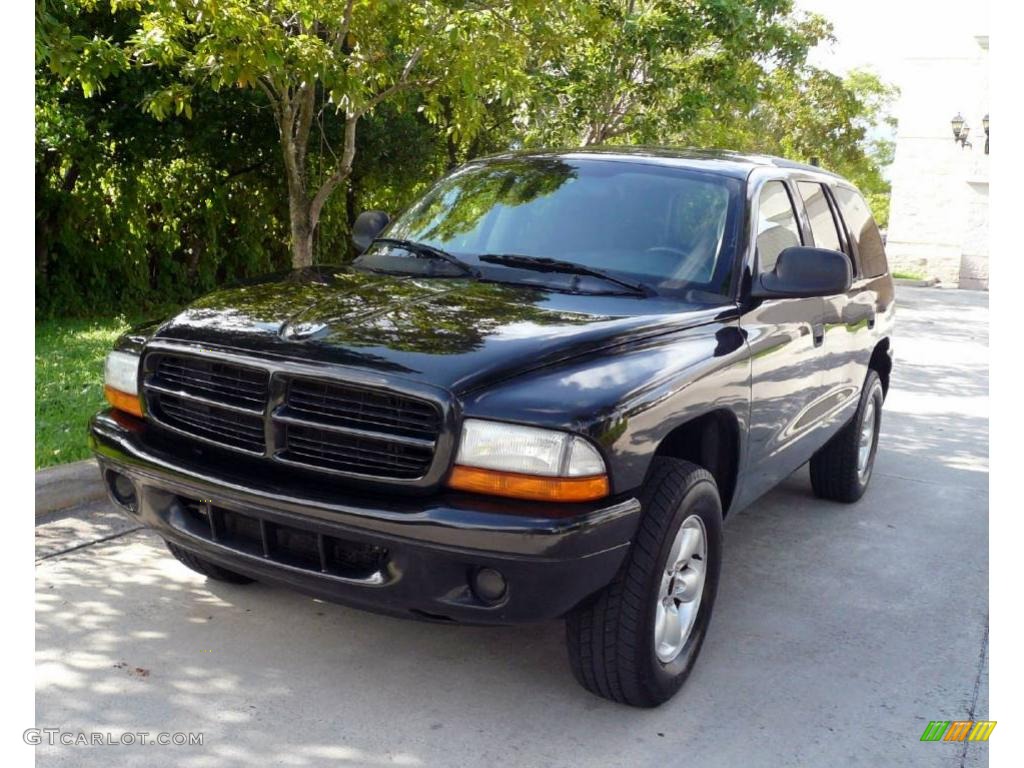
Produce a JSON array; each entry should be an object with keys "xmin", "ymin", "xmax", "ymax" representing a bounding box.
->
[{"xmin": 920, "ymin": 721, "xmax": 996, "ymax": 742}]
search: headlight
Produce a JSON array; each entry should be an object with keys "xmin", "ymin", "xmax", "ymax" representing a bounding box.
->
[
  {"xmin": 448, "ymin": 419, "xmax": 608, "ymax": 502},
  {"xmin": 105, "ymin": 351, "xmax": 140, "ymax": 395},
  {"xmin": 104, "ymin": 351, "xmax": 143, "ymax": 417}
]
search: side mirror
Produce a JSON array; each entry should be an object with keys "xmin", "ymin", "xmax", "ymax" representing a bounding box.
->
[
  {"xmin": 352, "ymin": 210, "xmax": 390, "ymax": 253},
  {"xmin": 752, "ymin": 246, "xmax": 852, "ymax": 299}
]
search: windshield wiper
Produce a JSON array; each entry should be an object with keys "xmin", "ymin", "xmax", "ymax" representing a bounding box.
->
[
  {"xmin": 372, "ymin": 238, "xmax": 478, "ymax": 276},
  {"xmin": 478, "ymin": 253, "xmax": 650, "ymax": 296}
]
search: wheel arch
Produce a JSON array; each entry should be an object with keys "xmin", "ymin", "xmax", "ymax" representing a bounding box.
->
[
  {"xmin": 652, "ymin": 409, "xmax": 741, "ymax": 515},
  {"xmin": 869, "ymin": 337, "xmax": 892, "ymax": 397}
]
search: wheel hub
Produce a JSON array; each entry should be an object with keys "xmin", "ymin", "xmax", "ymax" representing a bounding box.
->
[
  {"xmin": 654, "ymin": 515, "xmax": 708, "ymax": 664},
  {"xmin": 857, "ymin": 395, "xmax": 878, "ymax": 481}
]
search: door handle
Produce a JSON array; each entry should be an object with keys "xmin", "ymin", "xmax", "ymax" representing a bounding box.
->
[{"xmin": 812, "ymin": 322, "xmax": 825, "ymax": 347}]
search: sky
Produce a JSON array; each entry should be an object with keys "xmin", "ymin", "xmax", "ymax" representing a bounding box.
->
[
  {"xmin": 795, "ymin": 0, "xmax": 990, "ymax": 150},
  {"xmin": 796, "ymin": 0, "xmax": 989, "ymax": 86}
]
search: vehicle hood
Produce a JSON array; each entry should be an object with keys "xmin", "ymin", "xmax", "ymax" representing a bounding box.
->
[{"xmin": 154, "ymin": 266, "xmax": 725, "ymax": 393}]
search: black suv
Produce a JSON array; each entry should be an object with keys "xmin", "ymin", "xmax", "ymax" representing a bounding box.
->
[{"xmin": 91, "ymin": 148, "xmax": 894, "ymax": 707}]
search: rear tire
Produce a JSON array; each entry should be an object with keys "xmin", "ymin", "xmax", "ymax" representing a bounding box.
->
[
  {"xmin": 566, "ymin": 457, "xmax": 723, "ymax": 707},
  {"xmin": 810, "ymin": 370, "xmax": 884, "ymax": 503},
  {"xmin": 165, "ymin": 541, "xmax": 255, "ymax": 584}
]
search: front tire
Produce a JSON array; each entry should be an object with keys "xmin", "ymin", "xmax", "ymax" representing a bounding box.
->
[
  {"xmin": 810, "ymin": 369, "xmax": 884, "ymax": 503},
  {"xmin": 566, "ymin": 458, "xmax": 723, "ymax": 707}
]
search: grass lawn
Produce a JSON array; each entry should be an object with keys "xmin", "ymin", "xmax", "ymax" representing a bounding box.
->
[{"xmin": 36, "ymin": 316, "xmax": 131, "ymax": 468}]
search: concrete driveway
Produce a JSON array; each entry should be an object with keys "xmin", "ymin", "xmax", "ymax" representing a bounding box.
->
[{"xmin": 36, "ymin": 287, "xmax": 989, "ymax": 768}]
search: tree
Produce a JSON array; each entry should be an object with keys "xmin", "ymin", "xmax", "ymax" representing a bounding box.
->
[
  {"xmin": 35, "ymin": 60, "xmax": 294, "ymax": 315},
  {"xmin": 42, "ymin": 0, "xmax": 544, "ymax": 268},
  {"xmin": 37, "ymin": 0, "xmax": 898, "ymax": 317},
  {"xmin": 521, "ymin": 0, "xmax": 831, "ymax": 147},
  {"xmin": 683, "ymin": 66, "xmax": 898, "ymax": 224}
]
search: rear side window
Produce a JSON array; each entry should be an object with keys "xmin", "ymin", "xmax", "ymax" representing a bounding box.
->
[
  {"xmin": 756, "ymin": 181, "xmax": 802, "ymax": 273},
  {"xmin": 833, "ymin": 187, "xmax": 888, "ymax": 278},
  {"xmin": 797, "ymin": 182, "xmax": 843, "ymax": 252}
]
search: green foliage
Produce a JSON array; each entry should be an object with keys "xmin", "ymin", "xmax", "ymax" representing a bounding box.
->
[
  {"xmin": 36, "ymin": 315, "xmax": 129, "ymax": 467},
  {"xmin": 892, "ymin": 270, "xmax": 925, "ymax": 281},
  {"xmin": 520, "ymin": 1, "xmax": 834, "ymax": 147},
  {"xmin": 36, "ymin": 67, "xmax": 296, "ymax": 316},
  {"xmin": 36, "ymin": 0, "xmax": 897, "ymax": 322},
  {"xmin": 682, "ymin": 65, "xmax": 898, "ymax": 226},
  {"xmin": 78, "ymin": 0, "xmax": 552, "ymax": 266}
]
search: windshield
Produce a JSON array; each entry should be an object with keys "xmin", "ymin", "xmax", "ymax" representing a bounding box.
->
[{"xmin": 363, "ymin": 157, "xmax": 743, "ymax": 299}]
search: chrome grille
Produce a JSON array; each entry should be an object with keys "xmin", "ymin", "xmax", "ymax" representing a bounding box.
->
[
  {"xmin": 154, "ymin": 392, "xmax": 265, "ymax": 454},
  {"xmin": 150, "ymin": 353, "xmax": 268, "ymax": 409},
  {"xmin": 274, "ymin": 376, "xmax": 441, "ymax": 478},
  {"xmin": 278, "ymin": 422, "xmax": 434, "ymax": 479},
  {"xmin": 285, "ymin": 378, "xmax": 441, "ymax": 439},
  {"xmin": 142, "ymin": 349, "xmax": 443, "ymax": 482}
]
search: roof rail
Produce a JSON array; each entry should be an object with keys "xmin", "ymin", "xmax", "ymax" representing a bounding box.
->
[{"xmin": 760, "ymin": 155, "xmax": 842, "ymax": 177}]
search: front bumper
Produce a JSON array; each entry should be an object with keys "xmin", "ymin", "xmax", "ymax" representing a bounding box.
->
[{"xmin": 89, "ymin": 410, "xmax": 641, "ymax": 624}]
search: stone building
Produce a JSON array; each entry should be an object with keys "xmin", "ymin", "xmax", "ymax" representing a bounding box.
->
[{"xmin": 885, "ymin": 34, "xmax": 989, "ymax": 289}]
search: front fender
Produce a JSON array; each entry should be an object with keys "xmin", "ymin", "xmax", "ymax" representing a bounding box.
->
[{"xmin": 460, "ymin": 320, "xmax": 752, "ymax": 494}]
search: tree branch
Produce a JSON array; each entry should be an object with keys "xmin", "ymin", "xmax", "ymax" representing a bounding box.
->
[
  {"xmin": 335, "ymin": 0, "xmax": 355, "ymax": 49},
  {"xmin": 256, "ymin": 76, "xmax": 282, "ymax": 119},
  {"xmin": 306, "ymin": 10, "xmax": 448, "ymax": 233},
  {"xmin": 293, "ymin": 79, "xmax": 317, "ymax": 162},
  {"xmin": 316, "ymin": 104, "xmax": 339, "ymax": 164},
  {"xmin": 355, "ymin": 44, "xmax": 429, "ymax": 117},
  {"xmin": 309, "ymin": 112, "xmax": 358, "ymax": 228}
]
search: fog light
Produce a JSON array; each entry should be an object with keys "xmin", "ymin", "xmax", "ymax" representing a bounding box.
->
[
  {"xmin": 472, "ymin": 567, "xmax": 507, "ymax": 604},
  {"xmin": 107, "ymin": 471, "xmax": 138, "ymax": 513}
]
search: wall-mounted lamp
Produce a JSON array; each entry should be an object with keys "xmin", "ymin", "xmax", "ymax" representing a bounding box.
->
[
  {"xmin": 982, "ymin": 113, "xmax": 989, "ymax": 154},
  {"xmin": 951, "ymin": 113, "xmax": 972, "ymax": 149}
]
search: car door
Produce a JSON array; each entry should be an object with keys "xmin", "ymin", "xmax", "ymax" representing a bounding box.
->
[
  {"xmin": 737, "ymin": 177, "xmax": 831, "ymax": 505},
  {"xmin": 814, "ymin": 184, "xmax": 887, "ymax": 430}
]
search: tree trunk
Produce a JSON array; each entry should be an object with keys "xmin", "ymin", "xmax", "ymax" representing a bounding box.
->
[
  {"xmin": 271, "ymin": 82, "xmax": 315, "ymax": 270},
  {"xmin": 288, "ymin": 188, "xmax": 314, "ymax": 268},
  {"xmin": 279, "ymin": 115, "xmax": 315, "ymax": 268},
  {"xmin": 277, "ymin": 104, "xmax": 357, "ymax": 269}
]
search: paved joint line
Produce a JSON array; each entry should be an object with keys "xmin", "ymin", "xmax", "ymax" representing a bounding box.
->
[
  {"xmin": 959, "ymin": 618, "xmax": 989, "ymax": 768},
  {"xmin": 874, "ymin": 471, "xmax": 988, "ymax": 492},
  {"xmin": 36, "ymin": 525, "xmax": 144, "ymax": 564}
]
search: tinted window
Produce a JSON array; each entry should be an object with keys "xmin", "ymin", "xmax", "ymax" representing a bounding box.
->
[
  {"xmin": 798, "ymin": 182, "xmax": 843, "ymax": 252},
  {"xmin": 833, "ymin": 187, "xmax": 887, "ymax": 277},
  {"xmin": 756, "ymin": 181, "xmax": 802, "ymax": 273},
  {"xmin": 374, "ymin": 158, "xmax": 742, "ymax": 297}
]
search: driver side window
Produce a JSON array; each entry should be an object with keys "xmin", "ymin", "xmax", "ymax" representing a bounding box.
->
[{"xmin": 756, "ymin": 181, "xmax": 802, "ymax": 273}]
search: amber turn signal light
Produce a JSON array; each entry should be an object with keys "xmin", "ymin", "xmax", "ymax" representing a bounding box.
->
[
  {"xmin": 104, "ymin": 385, "xmax": 144, "ymax": 418},
  {"xmin": 447, "ymin": 465, "xmax": 609, "ymax": 502}
]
